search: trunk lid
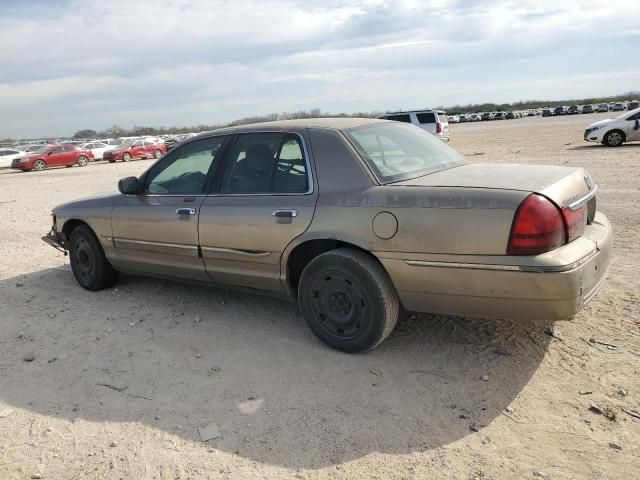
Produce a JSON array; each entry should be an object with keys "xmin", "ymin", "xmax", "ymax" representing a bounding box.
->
[{"xmin": 393, "ymin": 163, "xmax": 595, "ymax": 210}]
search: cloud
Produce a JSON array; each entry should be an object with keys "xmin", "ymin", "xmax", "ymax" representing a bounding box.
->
[{"xmin": 0, "ymin": 0, "xmax": 639, "ymax": 137}]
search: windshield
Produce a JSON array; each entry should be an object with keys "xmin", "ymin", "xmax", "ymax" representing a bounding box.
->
[
  {"xmin": 618, "ymin": 108, "xmax": 640, "ymax": 120},
  {"xmin": 118, "ymin": 139, "xmax": 134, "ymax": 147},
  {"xmin": 345, "ymin": 122, "xmax": 466, "ymax": 183},
  {"xmin": 33, "ymin": 146, "xmax": 50, "ymax": 154}
]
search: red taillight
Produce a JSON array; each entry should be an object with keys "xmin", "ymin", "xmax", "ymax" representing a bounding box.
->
[
  {"xmin": 562, "ymin": 206, "xmax": 585, "ymax": 242},
  {"xmin": 436, "ymin": 122, "xmax": 442, "ymax": 133},
  {"xmin": 507, "ymin": 194, "xmax": 566, "ymax": 255}
]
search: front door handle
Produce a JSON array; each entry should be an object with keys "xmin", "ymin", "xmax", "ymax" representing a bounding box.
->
[
  {"xmin": 272, "ymin": 209, "xmax": 298, "ymax": 218},
  {"xmin": 176, "ymin": 208, "xmax": 197, "ymax": 216}
]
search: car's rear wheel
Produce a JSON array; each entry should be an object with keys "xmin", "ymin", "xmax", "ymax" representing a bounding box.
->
[
  {"xmin": 33, "ymin": 159, "xmax": 46, "ymax": 171},
  {"xmin": 77, "ymin": 155, "xmax": 89, "ymax": 167},
  {"xmin": 298, "ymin": 248, "xmax": 400, "ymax": 353},
  {"xmin": 603, "ymin": 130, "xmax": 625, "ymax": 147},
  {"xmin": 69, "ymin": 225, "xmax": 119, "ymax": 291},
  {"xmin": 123, "ymin": 152, "xmax": 131, "ymax": 162},
  {"xmin": 154, "ymin": 149, "xmax": 162, "ymax": 159}
]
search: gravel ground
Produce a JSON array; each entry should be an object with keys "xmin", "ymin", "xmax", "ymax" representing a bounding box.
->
[{"xmin": 0, "ymin": 113, "xmax": 639, "ymax": 479}]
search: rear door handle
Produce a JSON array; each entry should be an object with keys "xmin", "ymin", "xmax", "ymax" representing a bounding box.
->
[
  {"xmin": 272, "ymin": 209, "xmax": 298, "ymax": 218},
  {"xmin": 176, "ymin": 208, "xmax": 197, "ymax": 216}
]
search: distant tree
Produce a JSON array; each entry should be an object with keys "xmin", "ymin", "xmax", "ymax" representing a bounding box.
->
[
  {"xmin": 72, "ymin": 129, "xmax": 97, "ymax": 139},
  {"xmin": 103, "ymin": 124, "xmax": 126, "ymax": 138}
]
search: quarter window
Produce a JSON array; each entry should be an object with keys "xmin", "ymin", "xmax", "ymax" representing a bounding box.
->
[
  {"xmin": 416, "ymin": 112, "xmax": 436, "ymax": 124},
  {"xmin": 221, "ymin": 133, "xmax": 308, "ymax": 194},
  {"xmin": 144, "ymin": 136, "xmax": 226, "ymax": 195},
  {"xmin": 385, "ymin": 114, "xmax": 412, "ymax": 123}
]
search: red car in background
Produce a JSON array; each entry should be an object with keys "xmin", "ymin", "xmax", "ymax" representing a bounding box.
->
[
  {"xmin": 11, "ymin": 144, "xmax": 94, "ymax": 171},
  {"xmin": 103, "ymin": 138, "xmax": 166, "ymax": 163}
]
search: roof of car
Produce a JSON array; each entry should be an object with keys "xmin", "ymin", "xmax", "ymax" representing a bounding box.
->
[{"xmin": 195, "ymin": 117, "xmax": 385, "ymax": 137}]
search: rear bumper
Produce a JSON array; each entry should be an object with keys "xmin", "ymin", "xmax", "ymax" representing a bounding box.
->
[{"xmin": 377, "ymin": 212, "xmax": 613, "ymax": 321}]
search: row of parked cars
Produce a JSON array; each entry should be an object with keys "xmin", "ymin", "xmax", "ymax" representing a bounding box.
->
[
  {"xmin": 447, "ymin": 100, "xmax": 639, "ymax": 123},
  {"xmin": 0, "ymin": 133, "xmax": 200, "ymax": 171}
]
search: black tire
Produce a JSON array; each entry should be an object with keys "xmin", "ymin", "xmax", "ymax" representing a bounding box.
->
[
  {"xmin": 603, "ymin": 130, "xmax": 625, "ymax": 147},
  {"xmin": 69, "ymin": 225, "xmax": 119, "ymax": 291},
  {"xmin": 298, "ymin": 248, "xmax": 400, "ymax": 353}
]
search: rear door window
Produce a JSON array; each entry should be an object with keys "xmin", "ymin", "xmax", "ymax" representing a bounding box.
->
[
  {"xmin": 221, "ymin": 133, "xmax": 309, "ymax": 194},
  {"xmin": 416, "ymin": 112, "xmax": 436, "ymax": 124}
]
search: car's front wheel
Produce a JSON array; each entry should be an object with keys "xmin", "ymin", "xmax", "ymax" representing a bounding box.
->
[
  {"xmin": 154, "ymin": 149, "xmax": 163, "ymax": 159},
  {"xmin": 298, "ymin": 248, "xmax": 400, "ymax": 353},
  {"xmin": 77, "ymin": 155, "xmax": 89, "ymax": 167},
  {"xmin": 33, "ymin": 159, "xmax": 46, "ymax": 171},
  {"xmin": 123, "ymin": 152, "xmax": 132, "ymax": 162},
  {"xmin": 69, "ymin": 225, "xmax": 119, "ymax": 291},
  {"xmin": 603, "ymin": 129, "xmax": 625, "ymax": 147}
]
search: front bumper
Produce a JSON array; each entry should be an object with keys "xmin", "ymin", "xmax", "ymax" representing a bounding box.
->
[
  {"xmin": 42, "ymin": 228, "xmax": 67, "ymax": 255},
  {"xmin": 584, "ymin": 128, "xmax": 605, "ymax": 143},
  {"xmin": 378, "ymin": 212, "xmax": 613, "ymax": 321}
]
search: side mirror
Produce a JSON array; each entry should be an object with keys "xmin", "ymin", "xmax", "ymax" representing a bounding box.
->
[
  {"xmin": 118, "ymin": 176, "xmax": 139, "ymax": 195},
  {"xmin": 47, "ymin": 151, "xmax": 53, "ymax": 155}
]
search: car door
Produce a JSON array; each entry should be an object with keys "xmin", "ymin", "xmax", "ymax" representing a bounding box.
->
[
  {"xmin": 47, "ymin": 146, "xmax": 66, "ymax": 166},
  {"xmin": 625, "ymin": 112, "xmax": 640, "ymax": 142},
  {"xmin": 110, "ymin": 135, "xmax": 229, "ymax": 281},
  {"xmin": 130, "ymin": 140, "xmax": 145, "ymax": 158},
  {"xmin": 199, "ymin": 131, "xmax": 317, "ymax": 292},
  {"xmin": 62, "ymin": 145, "xmax": 77, "ymax": 165}
]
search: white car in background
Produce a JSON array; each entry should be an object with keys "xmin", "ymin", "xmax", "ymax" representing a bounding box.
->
[
  {"xmin": 80, "ymin": 142, "xmax": 113, "ymax": 160},
  {"xmin": 584, "ymin": 107, "xmax": 640, "ymax": 147},
  {"xmin": 378, "ymin": 110, "xmax": 450, "ymax": 141},
  {"xmin": 0, "ymin": 148, "xmax": 26, "ymax": 168}
]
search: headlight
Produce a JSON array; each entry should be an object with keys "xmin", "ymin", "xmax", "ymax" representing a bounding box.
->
[{"xmin": 587, "ymin": 126, "xmax": 600, "ymax": 133}]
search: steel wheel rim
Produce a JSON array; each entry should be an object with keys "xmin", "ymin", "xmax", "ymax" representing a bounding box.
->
[
  {"xmin": 608, "ymin": 132, "xmax": 622, "ymax": 146},
  {"xmin": 309, "ymin": 270, "xmax": 369, "ymax": 340},
  {"xmin": 78, "ymin": 156, "xmax": 88, "ymax": 166},
  {"xmin": 72, "ymin": 238, "xmax": 95, "ymax": 285}
]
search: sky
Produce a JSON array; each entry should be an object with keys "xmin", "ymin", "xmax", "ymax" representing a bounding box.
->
[{"xmin": 1, "ymin": 0, "xmax": 639, "ymax": 138}]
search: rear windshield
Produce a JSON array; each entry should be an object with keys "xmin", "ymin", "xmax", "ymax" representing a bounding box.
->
[{"xmin": 345, "ymin": 122, "xmax": 465, "ymax": 183}]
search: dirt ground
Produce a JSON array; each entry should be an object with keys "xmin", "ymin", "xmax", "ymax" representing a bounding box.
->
[{"xmin": 0, "ymin": 113, "xmax": 638, "ymax": 479}]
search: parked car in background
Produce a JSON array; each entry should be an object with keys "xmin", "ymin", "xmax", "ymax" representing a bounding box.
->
[
  {"xmin": 629, "ymin": 100, "xmax": 640, "ymax": 110},
  {"xmin": 612, "ymin": 103, "xmax": 625, "ymax": 112},
  {"xmin": 553, "ymin": 106, "xmax": 566, "ymax": 116},
  {"xmin": 567, "ymin": 105, "xmax": 581, "ymax": 115},
  {"xmin": 11, "ymin": 144, "xmax": 94, "ymax": 171},
  {"xmin": 378, "ymin": 110, "xmax": 450, "ymax": 141},
  {"xmin": 469, "ymin": 113, "xmax": 482, "ymax": 122},
  {"xmin": 608, "ymin": 102, "xmax": 616, "ymax": 111},
  {"xmin": 597, "ymin": 103, "xmax": 610, "ymax": 113},
  {"xmin": 582, "ymin": 104, "xmax": 594, "ymax": 114},
  {"xmin": 542, "ymin": 108, "xmax": 552, "ymax": 117},
  {"xmin": 493, "ymin": 112, "xmax": 507, "ymax": 120},
  {"xmin": 481, "ymin": 112, "xmax": 492, "ymax": 121},
  {"xmin": 584, "ymin": 107, "xmax": 640, "ymax": 147},
  {"xmin": 0, "ymin": 148, "xmax": 26, "ymax": 168},
  {"xmin": 103, "ymin": 138, "xmax": 167, "ymax": 163},
  {"xmin": 43, "ymin": 118, "xmax": 612, "ymax": 353},
  {"xmin": 80, "ymin": 142, "xmax": 113, "ymax": 160},
  {"xmin": 506, "ymin": 112, "xmax": 516, "ymax": 119},
  {"xmin": 448, "ymin": 115, "xmax": 460, "ymax": 123}
]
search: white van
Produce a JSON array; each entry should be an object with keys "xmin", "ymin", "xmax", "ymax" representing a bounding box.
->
[{"xmin": 378, "ymin": 110, "xmax": 450, "ymax": 141}]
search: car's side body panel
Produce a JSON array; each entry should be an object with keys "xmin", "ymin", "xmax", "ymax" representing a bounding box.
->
[{"xmin": 48, "ymin": 118, "xmax": 613, "ymax": 323}]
